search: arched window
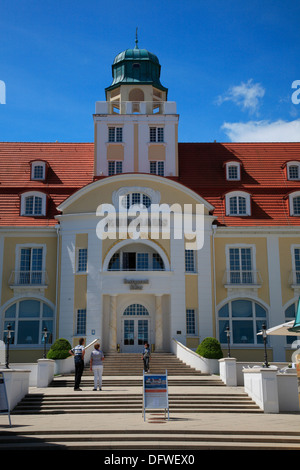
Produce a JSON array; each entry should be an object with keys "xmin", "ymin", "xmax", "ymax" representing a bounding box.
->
[
  {"xmin": 107, "ymin": 243, "xmax": 165, "ymax": 271},
  {"xmin": 21, "ymin": 191, "xmax": 47, "ymax": 216},
  {"xmin": 123, "ymin": 304, "xmax": 149, "ymax": 316},
  {"xmin": 3, "ymin": 299, "xmax": 54, "ymax": 346},
  {"xmin": 286, "ymin": 162, "xmax": 300, "ymax": 180},
  {"xmin": 218, "ymin": 299, "xmax": 267, "ymax": 345},
  {"xmin": 225, "ymin": 161, "xmax": 241, "ymax": 181},
  {"xmin": 289, "ymin": 192, "xmax": 300, "ymax": 216},
  {"xmin": 225, "ymin": 191, "xmax": 251, "ymax": 216},
  {"xmin": 285, "ymin": 301, "xmax": 299, "ymax": 345}
]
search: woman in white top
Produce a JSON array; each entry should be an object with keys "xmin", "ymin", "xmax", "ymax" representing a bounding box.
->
[{"xmin": 90, "ymin": 343, "xmax": 105, "ymax": 391}]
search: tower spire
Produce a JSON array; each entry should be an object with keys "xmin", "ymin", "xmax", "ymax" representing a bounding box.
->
[{"xmin": 135, "ymin": 27, "xmax": 139, "ymax": 49}]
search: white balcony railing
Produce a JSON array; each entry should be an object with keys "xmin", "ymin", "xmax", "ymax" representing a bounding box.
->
[
  {"xmin": 95, "ymin": 101, "xmax": 177, "ymax": 115},
  {"xmin": 289, "ymin": 270, "xmax": 300, "ymax": 287},
  {"xmin": 9, "ymin": 270, "xmax": 49, "ymax": 287},
  {"xmin": 223, "ymin": 270, "xmax": 262, "ymax": 287}
]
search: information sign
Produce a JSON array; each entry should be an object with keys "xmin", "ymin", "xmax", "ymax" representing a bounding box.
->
[
  {"xmin": 143, "ymin": 370, "xmax": 169, "ymax": 421},
  {"xmin": 0, "ymin": 372, "xmax": 11, "ymax": 426}
]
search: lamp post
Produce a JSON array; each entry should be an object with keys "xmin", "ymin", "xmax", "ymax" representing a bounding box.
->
[
  {"xmin": 226, "ymin": 325, "xmax": 231, "ymax": 357},
  {"xmin": 5, "ymin": 324, "xmax": 12, "ymax": 369},
  {"xmin": 42, "ymin": 327, "xmax": 48, "ymax": 359},
  {"xmin": 261, "ymin": 323, "xmax": 269, "ymax": 368}
]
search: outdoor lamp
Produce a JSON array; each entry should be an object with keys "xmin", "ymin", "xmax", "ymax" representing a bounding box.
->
[
  {"xmin": 5, "ymin": 323, "xmax": 12, "ymax": 369},
  {"xmin": 261, "ymin": 323, "xmax": 269, "ymax": 368},
  {"xmin": 43, "ymin": 327, "xmax": 48, "ymax": 359},
  {"xmin": 226, "ymin": 325, "xmax": 231, "ymax": 357}
]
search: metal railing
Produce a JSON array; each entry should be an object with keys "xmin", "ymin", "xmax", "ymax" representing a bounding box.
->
[
  {"xmin": 223, "ymin": 270, "xmax": 262, "ymax": 286},
  {"xmin": 289, "ymin": 270, "xmax": 300, "ymax": 286},
  {"xmin": 9, "ymin": 270, "xmax": 49, "ymax": 287}
]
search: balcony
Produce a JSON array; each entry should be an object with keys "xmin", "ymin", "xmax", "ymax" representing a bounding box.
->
[
  {"xmin": 289, "ymin": 270, "xmax": 300, "ymax": 288},
  {"xmin": 95, "ymin": 101, "xmax": 177, "ymax": 116},
  {"xmin": 223, "ymin": 270, "xmax": 262, "ymax": 289},
  {"xmin": 9, "ymin": 270, "xmax": 49, "ymax": 290}
]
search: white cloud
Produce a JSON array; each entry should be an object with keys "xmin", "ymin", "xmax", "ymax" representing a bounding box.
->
[
  {"xmin": 216, "ymin": 79, "xmax": 265, "ymax": 114},
  {"xmin": 221, "ymin": 119, "xmax": 300, "ymax": 142}
]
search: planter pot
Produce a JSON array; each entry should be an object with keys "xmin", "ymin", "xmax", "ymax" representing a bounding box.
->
[
  {"xmin": 199, "ymin": 357, "xmax": 219, "ymax": 374},
  {"xmin": 54, "ymin": 356, "xmax": 74, "ymax": 375}
]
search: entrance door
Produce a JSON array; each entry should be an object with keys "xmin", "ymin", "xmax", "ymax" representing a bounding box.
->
[{"xmin": 122, "ymin": 304, "xmax": 150, "ymax": 352}]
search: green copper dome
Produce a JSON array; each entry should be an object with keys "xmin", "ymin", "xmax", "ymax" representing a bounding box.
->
[{"xmin": 106, "ymin": 39, "xmax": 167, "ymax": 93}]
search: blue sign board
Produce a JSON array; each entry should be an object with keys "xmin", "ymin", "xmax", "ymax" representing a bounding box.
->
[{"xmin": 143, "ymin": 370, "xmax": 169, "ymax": 421}]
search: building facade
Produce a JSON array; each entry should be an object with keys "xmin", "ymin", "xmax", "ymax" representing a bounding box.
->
[{"xmin": 1, "ymin": 42, "xmax": 300, "ymax": 363}]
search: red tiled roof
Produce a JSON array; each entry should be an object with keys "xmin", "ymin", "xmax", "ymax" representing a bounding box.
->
[
  {"xmin": 0, "ymin": 141, "xmax": 300, "ymax": 227},
  {"xmin": 0, "ymin": 142, "xmax": 94, "ymax": 226},
  {"xmin": 178, "ymin": 142, "xmax": 300, "ymax": 226}
]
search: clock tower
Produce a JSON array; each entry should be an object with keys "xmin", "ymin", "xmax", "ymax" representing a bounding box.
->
[{"xmin": 93, "ymin": 37, "xmax": 179, "ymax": 177}]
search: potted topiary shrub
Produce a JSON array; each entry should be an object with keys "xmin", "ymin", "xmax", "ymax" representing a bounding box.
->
[
  {"xmin": 196, "ymin": 337, "xmax": 223, "ymax": 374},
  {"xmin": 47, "ymin": 338, "xmax": 73, "ymax": 374}
]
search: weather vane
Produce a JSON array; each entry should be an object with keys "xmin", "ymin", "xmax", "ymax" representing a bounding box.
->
[{"xmin": 135, "ymin": 27, "xmax": 139, "ymax": 49}]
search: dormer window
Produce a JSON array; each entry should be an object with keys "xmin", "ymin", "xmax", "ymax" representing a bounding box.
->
[
  {"xmin": 21, "ymin": 191, "xmax": 47, "ymax": 216},
  {"xmin": 31, "ymin": 161, "xmax": 47, "ymax": 181},
  {"xmin": 287, "ymin": 162, "xmax": 300, "ymax": 180},
  {"xmin": 225, "ymin": 191, "xmax": 251, "ymax": 216},
  {"xmin": 226, "ymin": 162, "xmax": 241, "ymax": 181},
  {"xmin": 289, "ymin": 191, "xmax": 300, "ymax": 216}
]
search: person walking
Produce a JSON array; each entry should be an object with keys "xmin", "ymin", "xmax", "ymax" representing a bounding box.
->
[
  {"xmin": 90, "ymin": 342, "xmax": 105, "ymax": 391},
  {"xmin": 69, "ymin": 338, "xmax": 85, "ymax": 391},
  {"xmin": 142, "ymin": 342, "xmax": 150, "ymax": 373}
]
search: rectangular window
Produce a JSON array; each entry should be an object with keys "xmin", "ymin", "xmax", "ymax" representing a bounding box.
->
[
  {"xmin": 289, "ymin": 166, "xmax": 299, "ymax": 180},
  {"xmin": 186, "ymin": 309, "xmax": 196, "ymax": 335},
  {"xmin": 228, "ymin": 166, "xmax": 238, "ymax": 180},
  {"xmin": 108, "ymin": 161, "xmax": 123, "ymax": 176},
  {"xmin": 185, "ymin": 249, "xmax": 196, "ymax": 272},
  {"xmin": 229, "ymin": 247, "xmax": 253, "ymax": 284},
  {"xmin": 294, "ymin": 248, "xmax": 300, "ymax": 284},
  {"xmin": 33, "ymin": 165, "xmax": 44, "ymax": 179},
  {"xmin": 19, "ymin": 247, "xmax": 43, "ymax": 285},
  {"xmin": 150, "ymin": 161, "xmax": 164, "ymax": 176},
  {"xmin": 108, "ymin": 127, "xmax": 123, "ymax": 142},
  {"xmin": 137, "ymin": 253, "xmax": 149, "ymax": 271},
  {"xmin": 153, "ymin": 253, "xmax": 164, "ymax": 270},
  {"xmin": 149, "ymin": 127, "xmax": 164, "ymax": 142},
  {"xmin": 77, "ymin": 248, "xmax": 87, "ymax": 272},
  {"xmin": 76, "ymin": 309, "xmax": 86, "ymax": 335}
]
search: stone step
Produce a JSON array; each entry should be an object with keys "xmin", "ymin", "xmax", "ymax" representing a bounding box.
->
[
  {"xmin": 1, "ymin": 430, "xmax": 299, "ymax": 450},
  {"xmin": 92, "ymin": 352, "xmax": 205, "ymax": 376},
  {"xmin": 12, "ymin": 391, "xmax": 262, "ymax": 415},
  {"xmin": 50, "ymin": 378, "xmax": 222, "ymax": 387}
]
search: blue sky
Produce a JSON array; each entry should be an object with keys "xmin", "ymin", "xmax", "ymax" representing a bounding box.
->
[{"xmin": 0, "ymin": 0, "xmax": 299, "ymax": 143}]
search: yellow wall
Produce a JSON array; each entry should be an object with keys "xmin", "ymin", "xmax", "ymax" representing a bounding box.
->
[
  {"xmin": 214, "ymin": 236, "xmax": 270, "ymax": 307},
  {"xmin": 1, "ymin": 235, "xmax": 57, "ymax": 307},
  {"xmin": 279, "ymin": 237, "xmax": 300, "ymax": 307}
]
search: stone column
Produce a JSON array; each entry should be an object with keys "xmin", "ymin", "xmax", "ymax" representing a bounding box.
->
[
  {"xmin": 155, "ymin": 295, "xmax": 163, "ymax": 351},
  {"xmin": 109, "ymin": 295, "xmax": 117, "ymax": 351}
]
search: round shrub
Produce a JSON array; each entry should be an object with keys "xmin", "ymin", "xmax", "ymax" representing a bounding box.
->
[
  {"xmin": 196, "ymin": 337, "xmax": 223, "ymax": 359},
  {"xmin": 47, "ymin": 338, "xmax": 72, "ymax": 360}
]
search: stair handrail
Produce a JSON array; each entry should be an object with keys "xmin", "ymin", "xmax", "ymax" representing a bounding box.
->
[{"xmin": 83, "ymin": 338, "xmax": 100, "ymax": 365}]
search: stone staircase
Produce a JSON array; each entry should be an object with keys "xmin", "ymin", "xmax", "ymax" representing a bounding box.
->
[
  {"xmin": 101, "ymin": 352, "xmax": 206, "ymax": 376},
  {"xmin": 2, "ymin": 428, "xmax": 300, "ymax": 450},
  {"xmin": 11, "ymin": 390, "xmax": 262, "ymax": 415},
  {"xmin": 3, "ymin": 352, "xmax": 299, "ymax": 450}
]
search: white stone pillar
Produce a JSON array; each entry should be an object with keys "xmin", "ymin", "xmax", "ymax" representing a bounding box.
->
[
  {"xmin": 155, "ymin": 294, "xmax": 163, "ymax": 351},
  {"xmin": 109, "ymin": 295, "xmax": 117, "ymax": 351},
  {"xmin": 219, "ymin": 357, "xmax": 237, "ymax": 386}
]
